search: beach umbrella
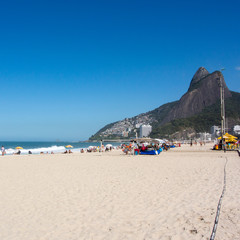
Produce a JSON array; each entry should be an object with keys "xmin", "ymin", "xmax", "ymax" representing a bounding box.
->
[
  {"xmin": 225, "ymin": 134, "xmax": 237, "ymax": 139},
  {"xmin": 226, "ymin": 137, "xmax": 237, "ymax": 143},
  {"xmin": 218, "ymin": 133, "xmax": 237, "ymax": 140},
  {"xmin": 87, "ymin": 146, "xmax": 94, "ymax": 151},
  {"xmin": 217, "ymin": 135, "xmax": 228, "ymax": 140},
  {"xmin": 65, "ymin": 145, "xmax": 73, "ymax": 148},
  {"xmin": 16, "ymin": 147, "xmax": 23, "ymax": 149},
  {"xmin": 105, "ymin": 144, "xmax": 112, "ymax": 148}
]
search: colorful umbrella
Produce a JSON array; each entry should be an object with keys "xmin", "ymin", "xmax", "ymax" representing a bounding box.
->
[
  {"xmin": 217, "ymin": 133, "xmax": 237, "ymax": 140},
  {"xmin": 225, "ymin": 133, "xmax": 237, "ymax": 138},
  {"xmin": 226, "ymin": 137, "xmax": 237, "ymax": 143},
  {"xmin": 16, "ymin": 147, "xmax": 23, "ymax": 149},
  {"xmin": 65, "ymin": 145, "xmax": 73, "ymax": 148}
]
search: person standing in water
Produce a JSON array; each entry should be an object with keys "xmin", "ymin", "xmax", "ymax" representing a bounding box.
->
[{"xmin": 1, "ymin": 146, "xmax": 5, "ymax": 156}]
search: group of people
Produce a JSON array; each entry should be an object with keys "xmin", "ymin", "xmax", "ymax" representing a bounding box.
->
[
  {"xmin": 1, "ymin": 146, "xmax": 22, "ymax": 155},
  {"xmin": 85, "ymin": 145, "xmax": 114, "ymax": 153},
  {"xmin": 122, "ymin": 141, "xmax": 163, "ymax": 155},
  {"xmin": 63, "ymin": 150, "xmax": 73, "ymax": 154}
]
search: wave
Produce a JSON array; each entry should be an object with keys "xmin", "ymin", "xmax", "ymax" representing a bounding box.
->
[
  {"xmin": 5, "ymin": 145, "xmax": 67, "ymax": 155},
  {"xmin": 2, "ymin": 141, "xmax": 121, "ymax": 155}
]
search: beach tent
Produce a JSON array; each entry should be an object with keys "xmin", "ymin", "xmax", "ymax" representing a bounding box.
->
[{"xmin": 218, "ymin": 133, "xmax": 237, "ymax": 141}]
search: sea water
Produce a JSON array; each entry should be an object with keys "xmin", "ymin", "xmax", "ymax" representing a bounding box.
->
[{"xmin": 0, "ymin": 141, "xmax": 122, "ymax": 155}]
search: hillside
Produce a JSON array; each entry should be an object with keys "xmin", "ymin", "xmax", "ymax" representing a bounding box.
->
[
  {"xmin": 89, "ymin": 67, "xmax": 240, "ymax": 140},
  {"xmin": 150, "ymin": 91, "xmax": 240, "ymax": 139},
  {"xmin": 89, "ymin": 101, "xmax": 178, "ymax": 141}
]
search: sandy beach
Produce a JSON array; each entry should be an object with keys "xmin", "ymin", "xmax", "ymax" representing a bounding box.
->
[{"xmin": 0, "ymin": 144, "xmax": 239, "ymax": 240}]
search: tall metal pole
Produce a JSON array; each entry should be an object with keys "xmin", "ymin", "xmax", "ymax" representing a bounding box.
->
[
  {"xmin": 219, "ymin": 68, "xmax": 225, "ymax": 143},
  {"xmin": 220, "ymin": 77, "xmax": 223, "ymax": 138},
  {"xmin": 222, "ymin": 83, "xmax": 225, "ymax": 134}
]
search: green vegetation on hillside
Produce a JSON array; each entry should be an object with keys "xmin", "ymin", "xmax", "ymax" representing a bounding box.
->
[
  {"xmin": 150, "ymin": 91, "xmax": 240, "ymax": 138},
  {"xmin": 149, "ymin": 101, "xmax": 178, "ymax": 122},
  {"xmin": 89, "ymin": 91, "xmax": 240, "ymax": 141}
]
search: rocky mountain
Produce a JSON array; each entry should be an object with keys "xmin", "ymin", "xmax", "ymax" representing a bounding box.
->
[
  {"xmin": 89, "ymin": 67, "xmax": 240, "ymax": 140},
  {"xmin": 188, "ymin": 66, "xmax": 209, "ymax": 91},
  {"xmin": 161, "ymin": 68, "xmax": 232, "ymax": 124}
]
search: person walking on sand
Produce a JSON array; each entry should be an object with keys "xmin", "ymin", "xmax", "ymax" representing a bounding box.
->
[{"xmin": 1, "ymin": 146, "xmax": 5, "ymax": 156}]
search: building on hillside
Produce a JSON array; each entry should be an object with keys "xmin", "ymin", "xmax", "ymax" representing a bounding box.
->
[
  {"xmin": 139, "ymin": 124, "xmax": 152, "ymax": 138},
  {"xmin": 135, "ymin": 123, "xmax": 142, "ymax": 128},
  {"xmin": 210, "ymin": 125, "xmax": 221, "ymax": 139},
  {"xmin": 122, "ymin": 131, "xmax": 128, "ymax": 137},
  {"xmin": 127, "ymin": 127, "xmax": 131, "ymax": 132}
]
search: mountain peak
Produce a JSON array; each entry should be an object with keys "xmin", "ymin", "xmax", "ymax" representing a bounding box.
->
[
  {"xmin": 188, "ymin": 67, "xmax": 209, "ymax": 91},
  {"xmin": 89, "ymin": 67, "xmax": 238, "ymax": 141}
]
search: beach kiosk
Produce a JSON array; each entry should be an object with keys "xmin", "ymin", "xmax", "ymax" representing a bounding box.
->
[{"xmin": 213, "ymin": 133, "xmax": 239, "ymax": 150}]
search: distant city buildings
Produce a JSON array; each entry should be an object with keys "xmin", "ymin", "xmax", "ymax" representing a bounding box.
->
[
  {"xmin": 210, "ymin": 124, "xmax": 240, "ymax": 139},
  {"xmin": 198, "ymin": 132, "xmax": 212, "ymax": 141},
  {"xmin": 139, "ymin": 124, "xmax": 152, "ymax": 138}
]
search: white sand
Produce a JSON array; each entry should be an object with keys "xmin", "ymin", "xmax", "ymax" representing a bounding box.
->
[{"xmin": 0, "ymin": 144, "xmax": 239, "ymax": 240}]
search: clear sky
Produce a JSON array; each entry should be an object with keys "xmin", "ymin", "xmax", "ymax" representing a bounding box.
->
[{"xmin": 0, "ymin": 0, "xmax": 239, "ymax": 141}]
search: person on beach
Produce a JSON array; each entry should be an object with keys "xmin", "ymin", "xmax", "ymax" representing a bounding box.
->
[
  {"xmin": 223, "ymin": 140, "xmax": 226, "ymax": 153},
  {"xmin": 14, "ymin": 150, "xmax": 21, "ymax": 155},
  {"xmin": 1, "ymin": 146, "xmax": 5, "ymax": 156}
]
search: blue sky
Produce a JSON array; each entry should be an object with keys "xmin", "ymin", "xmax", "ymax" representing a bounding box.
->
[{"xmin": 0, "ymin": 0, "xmax": 239, "ymax": 141}]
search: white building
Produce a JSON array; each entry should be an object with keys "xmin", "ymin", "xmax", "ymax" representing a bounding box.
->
[
  {"xmin": 135, "ymin": 123, "xmax": 141, "ymax": 128},
  {"xmin": 139, "ymin": 124, "xmax": 152, "ymax": 138},
  {"xmin": 233, "ymin": 125, "xmax": 240, "ymax": 135},
  {"xmin": 210, "ymin": 125, "xmax": 221, "ymax": 138}
]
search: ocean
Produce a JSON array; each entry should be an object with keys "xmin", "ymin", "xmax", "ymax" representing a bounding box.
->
[{"xmin": 0, "ymin": 141, "xmax": 123, "ymax": 155}]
